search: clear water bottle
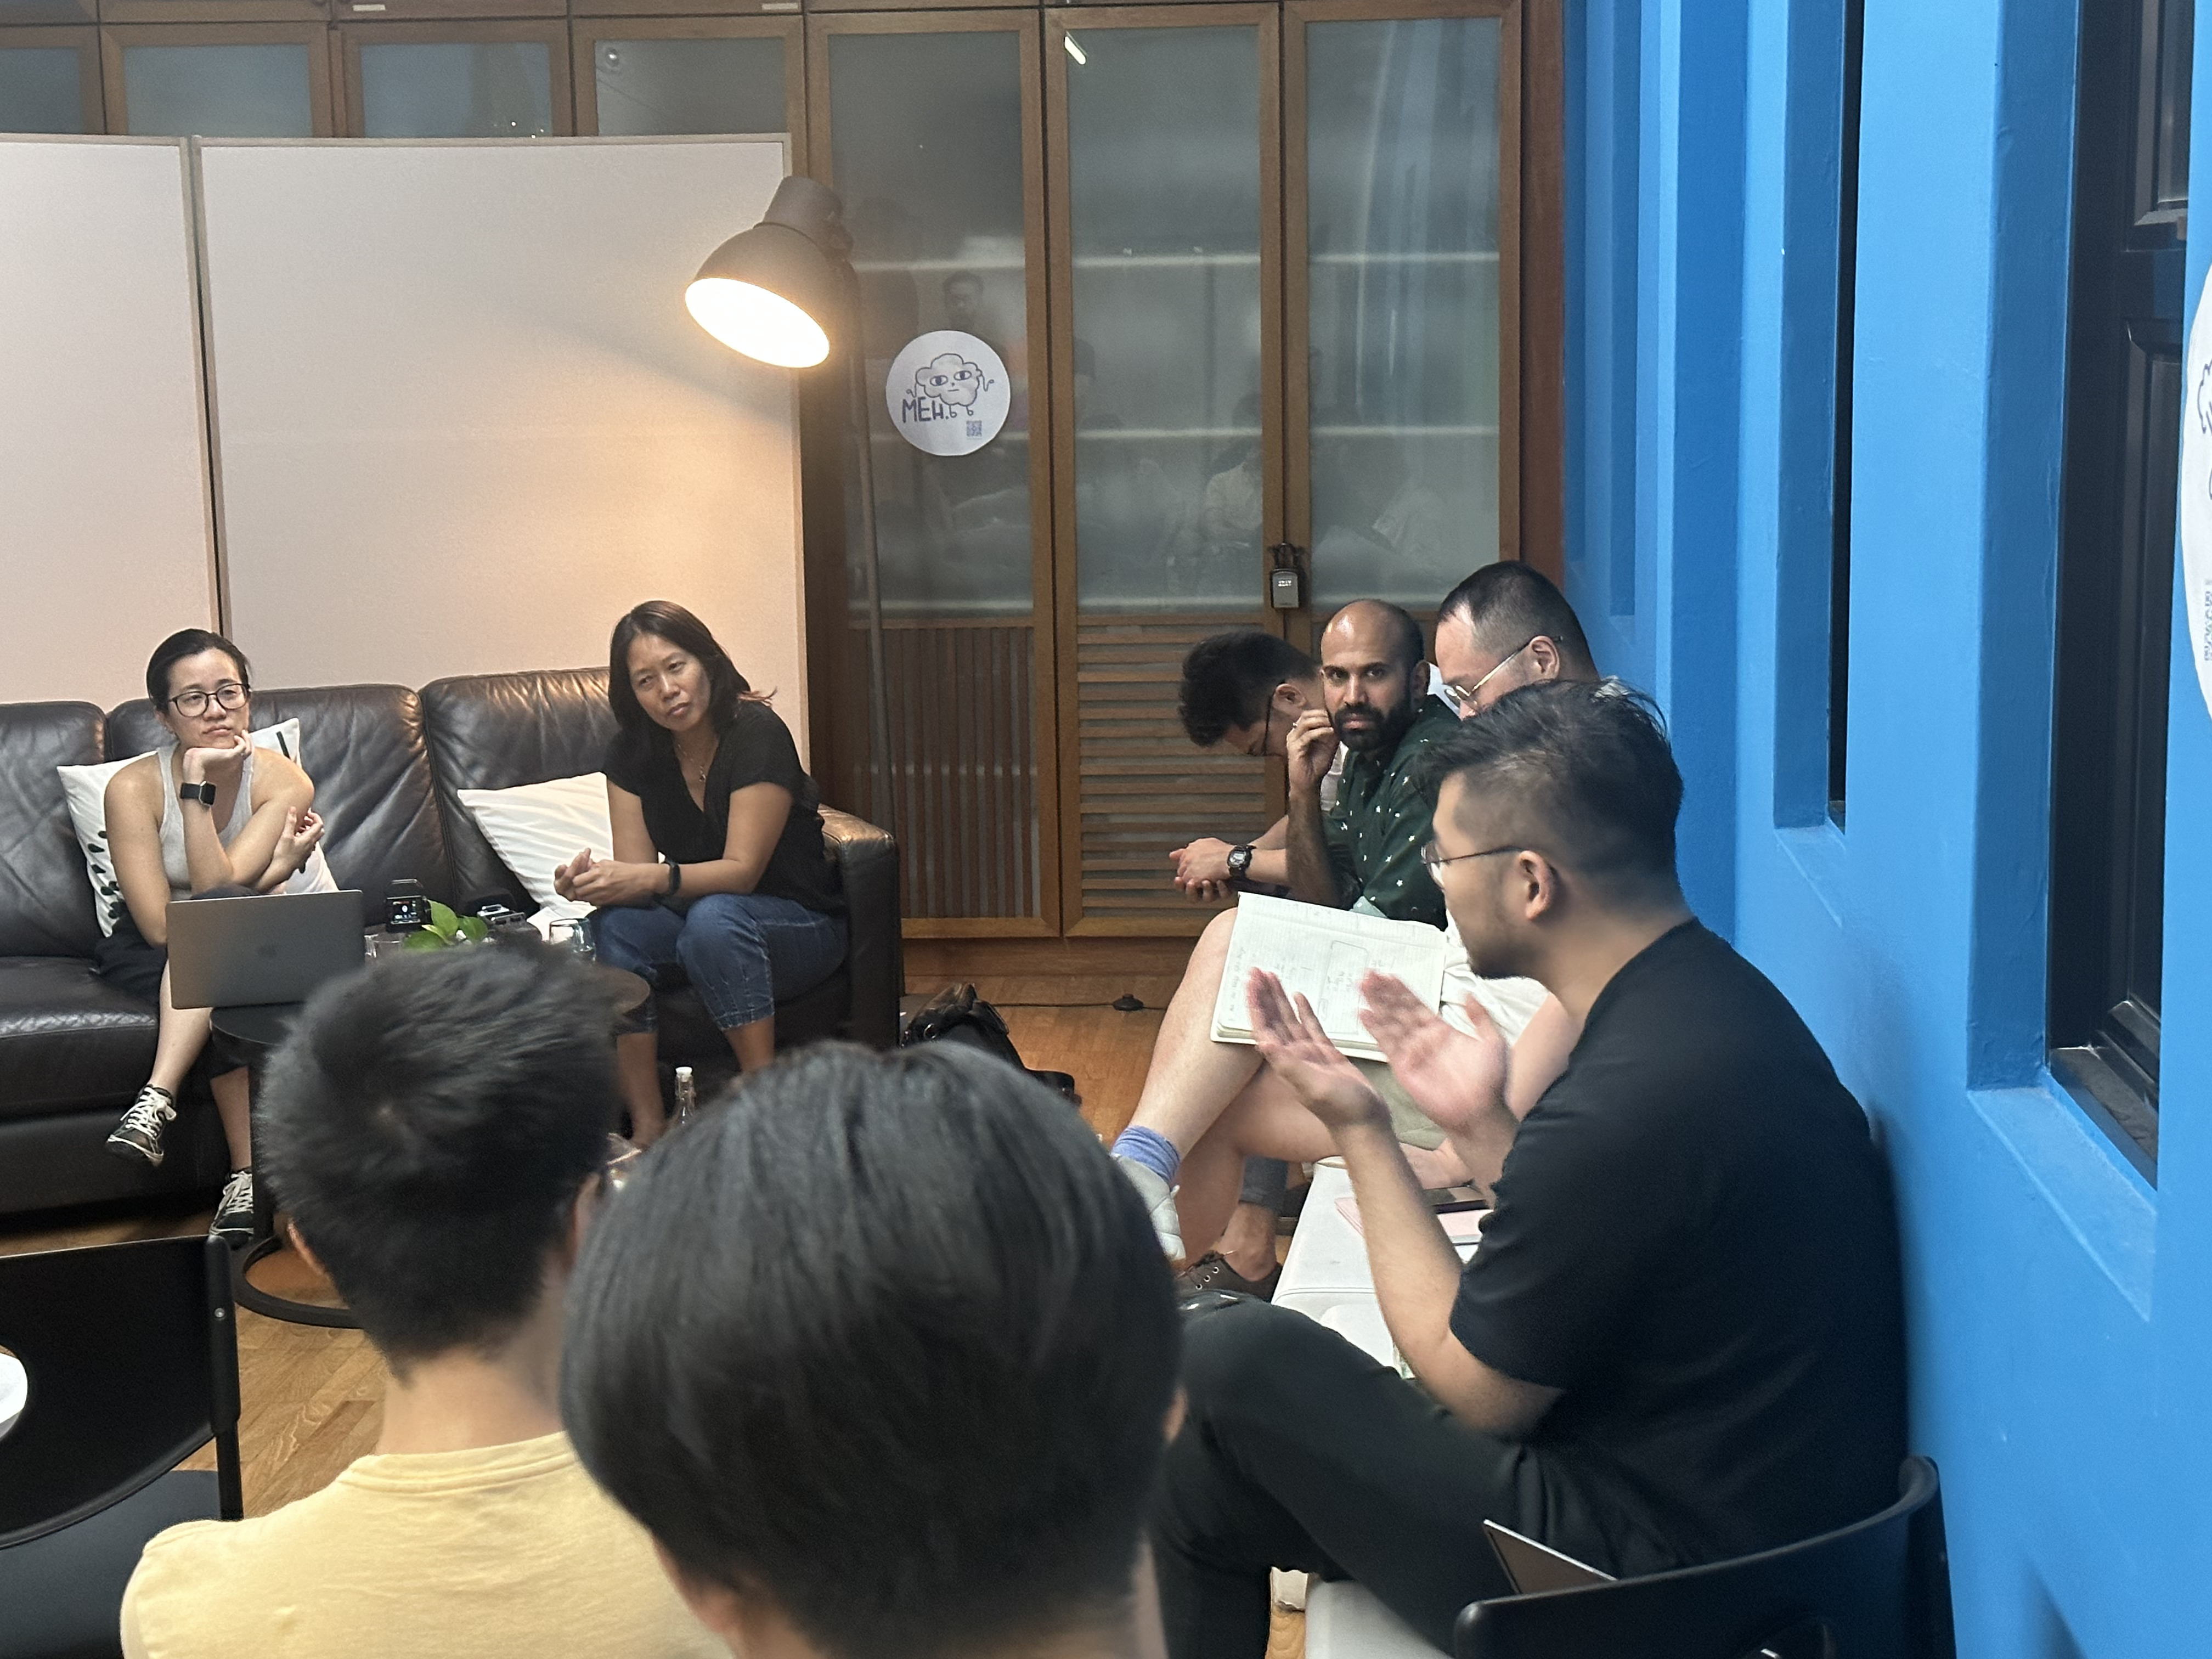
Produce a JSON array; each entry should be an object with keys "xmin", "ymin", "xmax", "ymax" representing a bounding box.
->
[{"xmin": 674, "ymin": 1065, "xmax": 695, "ymax": 1131}]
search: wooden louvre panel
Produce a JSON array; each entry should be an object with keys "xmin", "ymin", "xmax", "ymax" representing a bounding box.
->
[
  {"xmin": 878, "ymin": 619, "xmax": 1041, "ymax": 921},
  {"xmin": 1074, "ymin": 616, "xmax": 1269, "ymax": 930}
]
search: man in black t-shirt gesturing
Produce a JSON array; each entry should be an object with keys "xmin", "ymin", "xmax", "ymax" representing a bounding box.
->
[{"xmin": 1150, "ymin": 681, "xmax": 1906, "ymax": 1657}]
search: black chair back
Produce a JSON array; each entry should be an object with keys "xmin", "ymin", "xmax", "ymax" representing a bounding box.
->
[
  {"xmin": 1455, "ymin": 1459, "xmax": 1954, "ymax": 1659},
  {"xmin": 0, "ymin": 1235, "xmax": 242, "ymax": 1545}
]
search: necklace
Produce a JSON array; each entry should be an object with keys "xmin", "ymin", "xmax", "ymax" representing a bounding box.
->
[{"xmin": 673, "ymin": 732, "xmax": 716, "ymax": 785}]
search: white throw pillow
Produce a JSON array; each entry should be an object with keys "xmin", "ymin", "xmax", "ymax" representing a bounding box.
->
[
  {"xmin": 57, "ymin": 719, "xmax": 331, "ymax": 937},
  {"xmin": 456, "ymin": 772, "xmax": 613, "ymax": 919}
]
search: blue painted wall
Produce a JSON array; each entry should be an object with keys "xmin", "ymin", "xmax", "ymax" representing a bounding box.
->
[{"xmin": 1563, "ymin": 0, "xmax": 2212, "ymax": 1651}]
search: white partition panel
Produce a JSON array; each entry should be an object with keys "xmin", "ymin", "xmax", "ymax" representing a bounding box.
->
[
  {"xmin": 196, "ymin": 138, "xmax": 808, "ymax": 751},
  {"xmin": 0, "ymin": 138, "xmax": 216, "ymax": 710}
]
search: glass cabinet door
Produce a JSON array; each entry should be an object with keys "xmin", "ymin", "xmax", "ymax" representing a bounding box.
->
[
  {"xmin": 575, "ymin": 20, "xmax": 793, "ymax": 141},
  {"xmin": 0, "ymin": 30, "xmax": 99, "ymax": 132},
  {"xmin": 1050, "ymin": 5, "xmax": 1278, "ymax": 932},
  {"xmin": 815, "ymin": 13, "xmax": 1056, "ymax": 927},
  {"xmin": 343, "ymin": 25, "xmax": 569, "ymax": 138},
  {"xmin": 104, "ymin": 25, "xmax": 330, "ymax": 137},
  {"xmin": 1291, "ymin": 0, "xmax": 1512, "ymax": 613}
]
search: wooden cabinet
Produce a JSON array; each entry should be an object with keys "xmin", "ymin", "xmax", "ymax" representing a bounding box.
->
[
  {"xmin": 808, "ymin": 9, "xmax": 1059, "ymax": 933},
  {"xmin": 1045, "ymin": 4, "xmax": 1278, "ymax": 933},
  {"xmin": 800, "ymin": 0, "xmax": 1556, "ymax": 941}
]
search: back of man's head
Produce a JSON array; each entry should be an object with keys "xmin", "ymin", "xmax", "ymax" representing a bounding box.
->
[
  {"xmin": 1178, "ymin": 629, "xmax": 1317, "ymax": 746},
  {"xmin": 258, "ymin": 946, "xmax": 616, "ymax": 1369},
  {"xmin": 560, "ymin": 1043, "xmax": 1182, "ymax": 1659},
  {"xmin": 1422, "ymin": 680, "xmax": 1683, "ymax": 905},
  {"xmin": 1438, "ymin": 562, "xmax": 1596, "ymax": 676}
]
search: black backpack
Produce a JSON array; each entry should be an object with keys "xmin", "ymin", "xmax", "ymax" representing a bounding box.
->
[{"xmin": 900, "ymin": 984, "xmax": 1077, "ymax": 1104}]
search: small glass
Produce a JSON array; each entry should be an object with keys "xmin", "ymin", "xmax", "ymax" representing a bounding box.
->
[
  {"xmin": 547, "ymin": 918, "xmax": 597, "ymax": 963},
  {"xmin": 604, "ymin": 1133, "xmax": 643, "ymax": 1191}
]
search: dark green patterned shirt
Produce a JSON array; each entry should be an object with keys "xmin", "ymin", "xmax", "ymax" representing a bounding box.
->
[{"xmin": 1322, "ymin": 695, "xmax": 1458, "ymax": 927}]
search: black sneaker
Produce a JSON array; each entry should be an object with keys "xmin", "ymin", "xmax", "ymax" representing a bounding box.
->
[
  {"xmin": 106, "ymin": 1085, "xmax": 178, "ymax": 1166},
  {"xmin": 1174, "ymin": 1253, "xmax": 1282, "ymax": 1302},
  {"xmin": 211, "ymin": 1170, "xmax": 256, "ymax": 1248}
]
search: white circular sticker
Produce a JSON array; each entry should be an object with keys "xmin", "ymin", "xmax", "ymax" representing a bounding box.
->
[
  {"xmin": 2181, "ymin": 263, "xmax": 2212, "ymax": 722},
  {"xmin": 885, "ymin": 330, "xmax": 1010, "ymax": 458}
]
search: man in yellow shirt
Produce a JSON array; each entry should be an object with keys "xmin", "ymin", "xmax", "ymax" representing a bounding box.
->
[{"xmin": 120, "ymin": 946, "xmax": 720, "ymax": 1659}]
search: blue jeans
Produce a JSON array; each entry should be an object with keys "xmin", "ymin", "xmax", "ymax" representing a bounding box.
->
[{"xmin": 590, "ymin": 893, "xmax": 845, "ymax": 1031}]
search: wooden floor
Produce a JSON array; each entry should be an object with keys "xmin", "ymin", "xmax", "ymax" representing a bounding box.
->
[{"xmin": 0, "ymin": 1003, "xmax": 1303, "ymax": 1655}]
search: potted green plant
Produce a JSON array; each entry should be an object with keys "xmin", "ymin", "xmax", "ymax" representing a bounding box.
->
[{"xmin": 402, "ymin": 900, "xmax": 491, "ymax": 950}]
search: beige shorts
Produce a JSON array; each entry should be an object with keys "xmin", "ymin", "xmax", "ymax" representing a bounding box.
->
[{"xmin": 1353, "ymin": 1058, "xmax": 1444, "ymax": 1150}]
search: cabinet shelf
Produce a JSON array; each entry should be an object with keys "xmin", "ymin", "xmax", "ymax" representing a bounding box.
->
[
  {"xmin": 854, "ymin": 256, "xmax": 1027, "ymax": 275},
  {"xmin": 1312, "ymin": 424, "xmax": 1500, "ymax": 438},
  {"xmin": 1310, "ymin": 250, "xmax": 1500, "ymax": 266},
  {"xmin": 851, "ymin": 250, "xmax": 1499, "ymax": 275},
  {"xmin": 1063, "ymin": 424, "xmax": 1500, "ymax": 441},
  {"xmin": 869, "ymin": 430, "xmax": 1031, "ymax": 444},
  {"xmin": 1062, "ymin": 250, "xmax": 1501, "ymax": 269}
]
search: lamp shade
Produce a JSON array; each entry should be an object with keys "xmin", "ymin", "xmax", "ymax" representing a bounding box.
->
[{"xmin": 685, "ymin": 176, "xmax": 853, "ymax": 368}]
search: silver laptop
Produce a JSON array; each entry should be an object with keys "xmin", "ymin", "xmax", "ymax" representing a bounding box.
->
[
  {"xmin": 1483, "ymin": 1520, "xmax": 1614, "ymax": 1595},
  {"xmin": 167, "ymin": 890, "xmax": 366, "ymax": 1009}
]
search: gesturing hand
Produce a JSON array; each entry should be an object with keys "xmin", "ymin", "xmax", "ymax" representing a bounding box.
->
[
  {"xmin": 1358, "ymin": 972, "xmax": 1510, "ymax": 1138},
  {"xmin": 1246, "ymin": 968, "xmax": 1387, "ymax": 1132},
  {"xmin": 269, "ymin": 808, "xmax": 324, "ymax": 880},
  {"xmin": 552, "ymin": 848, "xmax": 593, "ymax": 903},
  {"xmin": 567, "ymin": 856, "xmax": 658, "ymax": 907}
]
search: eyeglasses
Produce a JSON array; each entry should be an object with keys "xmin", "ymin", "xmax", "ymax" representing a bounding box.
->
[
  {"xmin": 166, "ymin": 682, "xmax": 249, "ymax": 719},
  {"xmin": 1420, "ymin": 839, "xmax": 1528, "ymax": 877},
  {"xmin": 1242, "ymin": 693, "xmax": 1281, "ymax": 760},
  {"xmin": 1442, "ymin": 637, "xmax": 1541, "ymax": 714}
]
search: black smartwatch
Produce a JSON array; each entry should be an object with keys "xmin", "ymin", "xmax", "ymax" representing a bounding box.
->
[
  {"xmin": 177, "ymin": 782, "xmax": 217, "ymax": 807},
  {"xmin": 1225, "ymin": 844, "xmax": 1255, "ymax": 879}
]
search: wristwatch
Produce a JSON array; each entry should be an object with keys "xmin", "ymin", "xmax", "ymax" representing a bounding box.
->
[
  {"xmin": 177, "ymin": 782, "xmax": 217, "ymax": 807},
  {"xmin": 1226, "ymin": 844, "xmax": 1255, "ymax": 879}
]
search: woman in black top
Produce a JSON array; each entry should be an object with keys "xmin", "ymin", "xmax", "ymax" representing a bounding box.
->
[{"xmin": 555, "ymin": 601, "xmax": 844, "ymax": 1141}]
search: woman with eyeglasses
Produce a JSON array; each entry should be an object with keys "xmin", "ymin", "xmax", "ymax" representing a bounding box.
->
[{"xmin": 98, "ymin": 628, "xmax": 331, "ymax": 1244}]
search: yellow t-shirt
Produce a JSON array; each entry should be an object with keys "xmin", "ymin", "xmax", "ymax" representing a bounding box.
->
[{"xmin": 120, "ymin": 1432, "xmax": 722, "ymax": 1659}]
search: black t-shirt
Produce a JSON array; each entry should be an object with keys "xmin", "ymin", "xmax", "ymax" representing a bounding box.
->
[
  {"xmin": 603, "ymin": 702, "xmax": 844, "ymax": 918},
  {"xmin": 1451, "ymin": 921, "xmax": 1904, "ymax": 1575}
]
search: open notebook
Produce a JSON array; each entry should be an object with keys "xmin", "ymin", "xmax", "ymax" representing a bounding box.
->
[{"xmin": 1209, "ymin": 893, "xmax": 1450, "ymax": 1061}]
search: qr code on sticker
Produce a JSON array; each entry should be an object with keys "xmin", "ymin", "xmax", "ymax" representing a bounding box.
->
[{"xmin": 967, "ymin": 420, "xmax": 983, "ymax": 439}]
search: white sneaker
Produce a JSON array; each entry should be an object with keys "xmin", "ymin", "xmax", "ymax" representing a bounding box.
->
[
  {"xmin": 1114, "ymin": 1155, "xmax": 1186, "ymax": 1267},
  {"xmin": 106, "ymin": 1085, "xmax": 178, "ymax": 1167},
  {"xmin": 211, "ymin": 1170, "xmax": 256, "ymax": 1248}
]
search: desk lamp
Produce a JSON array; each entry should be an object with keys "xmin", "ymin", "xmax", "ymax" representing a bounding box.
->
[{"xmin": 686, "ymin": 176, "xmax": 892, "ymax": 827}]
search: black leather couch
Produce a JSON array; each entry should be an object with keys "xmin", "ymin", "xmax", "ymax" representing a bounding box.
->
[{"xmin": 0, "ymin": 669, "xmax": 900, "ymax": 1220}]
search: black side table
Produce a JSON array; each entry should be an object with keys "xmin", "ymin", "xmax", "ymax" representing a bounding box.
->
[{"xmin": 213, "ymin": 961, "xmax": 651, "ymax": 1329}]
